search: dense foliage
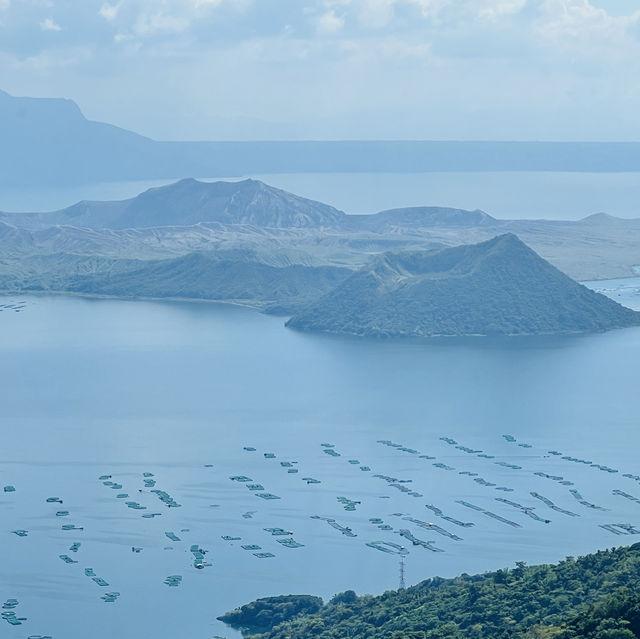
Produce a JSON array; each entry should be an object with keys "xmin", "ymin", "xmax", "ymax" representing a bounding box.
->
[
  {"xmin": 0, "ymin": 251, "xmax": 350, "ymax": 315},
  {"xmin": 220, "ymin": 544, "xmax": 640, "ymax": 639},
  {"xmin": 287, "ymin": 234, "xmax": 640, "ymax": 337},
  {"xmin": 218, "ymin": 595, "xmax": 323, "ymax": 633},
  {"xmin": 559, "ymin": 588, "xmax": 640, "ymax": 639}
]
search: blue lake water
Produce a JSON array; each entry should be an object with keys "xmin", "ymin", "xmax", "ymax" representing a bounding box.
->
[
  {"xmin": 2, "ymin": 290, "xmax": 640, "ymax": 638},
  {"xmin": 585, "ymin": 276, "xmax": 640, "ymax": 310},
  {"xmin": 2, "ymin": 171, "xmax": 640, "ymax": 219}
]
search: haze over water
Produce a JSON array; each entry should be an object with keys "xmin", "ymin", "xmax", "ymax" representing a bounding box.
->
[
  {"xmin": 2, "ymin": 290, "xmax": 640, "ymax": 638},
  {"xmin": 2, "ymin": 171, "xmax": 640, "ymax": 219}
]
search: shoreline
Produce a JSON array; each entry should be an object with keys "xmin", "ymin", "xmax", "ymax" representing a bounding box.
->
[{"xmin": 0, "ymin": 289, "xmax": 273, "ymax": 312}]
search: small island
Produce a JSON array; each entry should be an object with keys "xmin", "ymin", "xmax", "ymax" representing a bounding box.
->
[{"xmin": 286, "ymin": 234, "xmax": 640, "ymax": 338}]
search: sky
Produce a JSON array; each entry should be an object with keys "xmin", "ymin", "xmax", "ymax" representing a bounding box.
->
[{"xmin": 0, "ymin": 0, "xmax": 639, "ymax": 141}]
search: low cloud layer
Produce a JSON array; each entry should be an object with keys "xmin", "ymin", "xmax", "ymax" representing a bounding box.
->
[{"xmin": 0, "ymin": 0, "xmax": 638, "ymax": 140}]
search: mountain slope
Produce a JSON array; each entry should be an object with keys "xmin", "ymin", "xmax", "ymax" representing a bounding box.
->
[
  {"xmin": 5, "ymin": 89, "xmax": 640, "ymax": 187},
  {"xmin": 2, "ymin": 179, "xmax": 640, "ymax": 310},
  {"xmin": 219, "ymin": 543, "xmax": 640, "ymax": 639},
  {"xmin": 0, "ymin": 179, "xmax": 346, "ymax": 230},
  {"xmin": 61, "ymin": 251, "xmax": 350, "ymax": 312},
  {"xmin": 0, "ymin": 250, "xmax": 351, "ymax": 314},
  {"xmin": 286, "ymin": 234, "xmax": 640, "ymax": 337},
  {"xmin": 0, "ymin": 89, "xmax": 161, "ymax": 186},
  {"xmin": 346, "ymin": 206, "xmax": 497, "ymax": 232}
]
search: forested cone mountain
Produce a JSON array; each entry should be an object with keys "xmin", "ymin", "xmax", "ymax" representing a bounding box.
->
[
  {"xmin": 286, "ymin": 234, "xmax": 640, "ymax": 337},
  {"xmin": 2, "ymin": 179, "xmax": 640, "ymax": 309},
  {"xmin": 219, "ymin": 543, "xmax": 640, "ymax": 639}
]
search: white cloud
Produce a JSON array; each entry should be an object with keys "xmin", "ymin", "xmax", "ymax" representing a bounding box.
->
[
  {"xmin": 40, "ymin": 16, "xmax": 62, "ymax": 32},
  {"xmin": 379, "ymin": 38, "xmax": 431, "ymax": 57},
  {"xmin": 353, "ymin": 0, "xmax": 457, "ymax": 29},
  {"xmin": 410, "ymin": 0, "xmax": 453, "ymax": 19},
  {"xmin": 357, "ymin": 0, "xmax": 397, "ymax": 28},
  {"xmin": 478, "ymin": 0, "xmax": 527, "ymax": 22},
  {"xmin": 133, "ymin": 11, "xmax": 189, "ymax": 36},
  {"xmin": 97, "ymin": 0, "xmax": 253, "ymax": 42},
  {"xmin": 534, "ymin": 0, "xmax": 640, "ymax": 59},
  {"xmin": 0, "ymin": 46, "xmax": 93, "ymax": 74},
  {"xmin": 99, "ymin": 2, "xmax": 123, "ymax": 22},
  {"xmin": 194, "ymin": 0, "xmax": 223, "ymax": 7},
  {"xmin": 316, "ymin": 9, "xmax": 345, "ymax": 34},
  {"xmin": 3, "ymin": 0, "xmax": 640, "ymax": 141}
]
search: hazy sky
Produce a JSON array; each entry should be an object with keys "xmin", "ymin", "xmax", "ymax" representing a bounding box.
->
[{"xmin": 0, "ymin": 0, "xmax": 639, "ymax": 141}]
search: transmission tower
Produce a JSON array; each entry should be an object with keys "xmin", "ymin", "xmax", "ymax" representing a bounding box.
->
[{"xmin": 399, "ymin": 554, "xmax": 406, "ymax": 590}]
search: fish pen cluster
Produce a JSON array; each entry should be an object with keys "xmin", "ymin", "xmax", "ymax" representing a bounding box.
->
[
  {"xmin": 0, "ymin": 300, "xmax": 26, "ymax": 313},
  {"xmin": 4, "ymin": 429, "xmax": 640, "ymax": 636}
]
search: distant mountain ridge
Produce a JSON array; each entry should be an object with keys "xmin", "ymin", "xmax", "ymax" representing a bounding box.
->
[
  {"xmin": 5, "ymin": 89, "xmax": 640, "ymax": 186},
  {"xmin": 286, "ymin": 234, "xmax": 640, "ymax": 337},
  {"xmin": 1, "ymin": 178, "xmax": 640, "ymax": 317},
  {"xmin": 347, "ymin": 206, "xmax": 495, "ymax": 231},
  {"xmin": 0, "ymin": 88, "xmax": 157, "ymax": 186},
  {"xmin": 0, "ymin": 179, "xmax": 346, "ymax": 230},
  {"xmin": 1, "ymin": 178, "xmax": 498, "ymax": 232}
]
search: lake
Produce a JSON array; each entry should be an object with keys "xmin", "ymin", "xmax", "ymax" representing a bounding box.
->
[
  {"xmin": 2, "ymin": 289, "xmax": 640, "ymax": 638},
  {"xmin": 1, "ymin": 171, "xmax": 640, "ymax": 220}
]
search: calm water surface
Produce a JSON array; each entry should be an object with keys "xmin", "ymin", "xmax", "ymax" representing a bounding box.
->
[{"xmin": 1, "ymin": 292, "xmax": 640, "ymax": 638}]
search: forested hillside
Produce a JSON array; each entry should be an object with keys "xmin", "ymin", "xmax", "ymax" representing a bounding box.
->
[{"xmin": 220, "ymin": 543, "xmax": 640, "ymax": 639}]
